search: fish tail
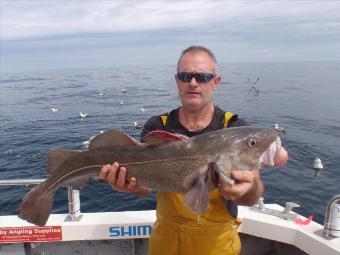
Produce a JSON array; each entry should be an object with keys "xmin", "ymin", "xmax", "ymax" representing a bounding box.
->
[{"xmin": 18, "ymin": 183, "xmax": 56, "ymax": 226}]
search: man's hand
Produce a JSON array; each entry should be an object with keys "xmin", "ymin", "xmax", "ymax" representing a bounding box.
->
[
  {"xmin": 99, "ymin": 162, "xmax": 151, "ymax": 196},
  {"xmin": 219, "ymin": 146, "xmax": 289, "ymax": 205},
  {"xmin": 219, "ymin": 169, "xmax": 263, "ymax": 206}
]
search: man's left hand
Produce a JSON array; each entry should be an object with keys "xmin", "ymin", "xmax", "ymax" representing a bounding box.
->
[{"xmin": 219, "ymin": 169, "xmax": 263, "ymax": 205}]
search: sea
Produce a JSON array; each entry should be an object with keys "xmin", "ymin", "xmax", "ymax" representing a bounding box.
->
[{"xmin": 0, "ymin": 61, "xmax": 339, "ymax": 224}]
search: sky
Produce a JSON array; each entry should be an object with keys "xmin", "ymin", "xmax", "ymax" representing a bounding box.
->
[{"xmin": 1, "ymin": 0, "xmax": 340, "ymax": 73}]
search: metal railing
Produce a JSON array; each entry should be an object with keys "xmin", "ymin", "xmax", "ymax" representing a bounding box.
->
[
  {"xmin": 0, "ymin": 179, "xmax": 46, "ymax": 186},
  {"xmin": 323, "ymin": 194, "xmax": 340, "ymax": 238},
  {"xmin": 0, "ymin": 179, "xmax": 82, "ymax": 222}
]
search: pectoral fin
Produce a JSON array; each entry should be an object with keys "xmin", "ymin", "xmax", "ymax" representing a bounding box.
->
[
  {"xmin": 213, "ymin": 155, "xmax": 235, "ymax": 186},
  {"xmin": 184, "ymin": 176, "xmax": 209, "ymax": 215}
]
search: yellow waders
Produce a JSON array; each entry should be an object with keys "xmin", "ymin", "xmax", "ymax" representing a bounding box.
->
[
  {"xmin": 148, "ymin": 189, "xmax": 241, "ymax": 255},
  {"xmin": 149, "ymin": 111, "xmax": 241, "ymax": 255}
]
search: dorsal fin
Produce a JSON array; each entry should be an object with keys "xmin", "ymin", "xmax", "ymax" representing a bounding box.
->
[
  {"xmin": 47, "ymin": 149, "xmax": 80, "ymax": 174},
  {"xmin": 89, "ymin": 128, "xmax": 139, "ymax": 150},
  {"xmin": 144, "ymin": 130, "xmax": 188, "ymax": 145}
]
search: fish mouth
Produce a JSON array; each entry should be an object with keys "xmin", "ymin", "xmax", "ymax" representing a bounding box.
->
[{"xmin": 259, "ymin": 137, "xmax": 284, "ymax": 167}]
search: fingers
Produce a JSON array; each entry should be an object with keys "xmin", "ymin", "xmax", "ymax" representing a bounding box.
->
[
  {"xmin": 99, "ymin": 162, "xmax": 126, "ymax": 191},
  {"xmin": 127, "ymin": 177, "xmax": 137, "ymax": 191},
  {"xmin": 219, "ymin": 170, "xmax": 255, "ymax": 200},
  {"xmin": 105, "ymin": 162, "xmax": 119, "ymax": 185},
  {"xmin": 99, "ymin": 162, "xmax": 142, "ymax": 194},
  {"xmin": 99, "ymin": 164, "xmax": 112, "ymax": 180},
  {"xmin": 231, "ymin": 170, "xmax": 254, "ymax": 183},
  {"xmin": 116, "ymin": 166, "xmax": 127, "ymax": 188}
]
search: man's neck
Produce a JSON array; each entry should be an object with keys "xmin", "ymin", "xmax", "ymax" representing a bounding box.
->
[{"xmin": 179, "ymin": 104, "xmax": 215, "ymax": 132}]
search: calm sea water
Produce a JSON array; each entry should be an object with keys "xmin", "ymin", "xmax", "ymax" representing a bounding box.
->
[{"xmin": 1, "ymin": 62, "xmax": 339, "ymax": 224}]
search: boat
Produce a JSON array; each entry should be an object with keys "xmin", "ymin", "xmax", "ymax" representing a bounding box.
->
[{"xmin": 0, "ymin": 179, "xmax": 339, "ymax": 255}]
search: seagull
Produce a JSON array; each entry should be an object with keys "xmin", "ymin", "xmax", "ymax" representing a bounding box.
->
[
  {"xmin": 122, "ymin": 89, "xmax": 127, "ymax": 93},
  {"xmin": 140, "ymin": 107, "xmax": 146, "ymax": 113},
  {"xmin": 134, "ymin": 121, "xmax": 143, "ymax": 129},
  {"xmin": 313, "ymin": 157, "xmax": 324, "ymax": 170},
  {"xmin": 99, "ymin": 92, "xmax": 103, "ymax": 96},
  {"xmin": 51, "ymin": 108, "xmax": 59, "ymax": 112},
  {"xmin": 274, "ymin": 123, "xmax": 285, "ymax": 133},
  {"xmin": 80, "ymin": 112, "xmax": 88, "ymax": 118},
  {"xmin": 120, "ymin": 100, "xmax": 124, "ymax": 105}
]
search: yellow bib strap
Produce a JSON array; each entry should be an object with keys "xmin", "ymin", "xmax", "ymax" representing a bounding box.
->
[
  {"xmin": 223, "ymin": 111, "xmax": 234, "ymax": 128},
  {"xmin": 160, "ymin": 115, "xmax": 168, "ymax": 127},
  {"xmin": 162, "ymin": 111, "xmax": 234, "ymax": 128}
]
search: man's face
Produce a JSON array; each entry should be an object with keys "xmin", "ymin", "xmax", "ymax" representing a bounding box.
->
[{"xmin": 176, "ymin": 51, "xmax": 221, "ymax": 112}]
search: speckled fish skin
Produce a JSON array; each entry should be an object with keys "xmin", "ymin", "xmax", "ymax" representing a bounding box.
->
[
  {"xmin": 123, "ymin": 126, "xmax": 279, "ymax": 191},
  {"xmin": 45, "ymin": 126, "xmax": 278, "ymax": 192},
  {"xmin": 18, "ymin": 126, "xmax": 279, "ymax": 226}
]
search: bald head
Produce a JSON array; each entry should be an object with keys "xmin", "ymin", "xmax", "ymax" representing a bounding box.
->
[{"xmin": 177, "ymin": 46, "xmax": 217, "ymax": 72}]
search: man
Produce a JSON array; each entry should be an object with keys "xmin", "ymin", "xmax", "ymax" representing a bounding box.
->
[{"xmin": 100, "ymin": 46, "xmax": 288, "ymax": 254}]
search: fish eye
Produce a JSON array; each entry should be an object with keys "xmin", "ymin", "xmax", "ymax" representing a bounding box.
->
[{"xmin": 247, "ymin": 137, "xmax": 257, "ymax": 147}]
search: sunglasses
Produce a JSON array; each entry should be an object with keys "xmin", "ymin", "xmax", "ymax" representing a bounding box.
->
[{"xmin": 176, "ymin": 72, "xmax": 216, "ymax": 83}]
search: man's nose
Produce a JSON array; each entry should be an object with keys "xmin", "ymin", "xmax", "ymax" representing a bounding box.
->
[{"xmin": 189, "ymin": 76, "xmax": 198, "ymax": 87}]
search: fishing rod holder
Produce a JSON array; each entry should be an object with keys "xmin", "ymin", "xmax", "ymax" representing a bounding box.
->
[
  {"xmin": 250, "ymin": 197, "xmax": 300, "ymax": 221},
  {"xmin": 64, "ymin": 187, "xmax": 83, "ymax": 222},
  {"xmin": 323, "ymin": 194, "xmax": 340, "ymax": 238},
  {"xmin": 0, "ymin": 179, "xmax": 83, "ymax": 223}
]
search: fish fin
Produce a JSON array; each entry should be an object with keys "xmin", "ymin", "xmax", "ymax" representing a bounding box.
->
[
  {"xmin": 219, "ymin": 175, "xmax": 235, "ymax": 186},
  {"xmin": 184, "ymin": 176, "xmax": 209, "ymax": 215},
  {"xmin": 47, "ymin": 149, "xmax": 80, "ymax": 174},
  {"xmin": 89, "ymin": 128, "xmax": 139, "ymax": 150},
  {"xmin": 144, "ymin": 130, "xmax": 188, "ymax": 145},
  {"xmin": 213, "ymin": 156, "xmax": 235, "ymax": 186},
  {"xmin": 18, "ymin": 184, "xmax": 56, "ymax": 226}
]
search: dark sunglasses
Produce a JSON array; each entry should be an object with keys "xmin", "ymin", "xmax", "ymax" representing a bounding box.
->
[{"xmin": 176, "ymin": 72, "xmax": 216, "ymax": 83}]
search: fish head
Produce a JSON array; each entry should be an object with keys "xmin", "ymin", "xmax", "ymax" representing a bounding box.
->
[{"xmin": 223, "ymin": 127, "xmax": 281, "ymax": 170}]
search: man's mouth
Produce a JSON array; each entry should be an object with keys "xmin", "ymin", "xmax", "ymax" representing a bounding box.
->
[{"xmin": 186, "ymin": 91, "xmax": 201, "ymax": 95}]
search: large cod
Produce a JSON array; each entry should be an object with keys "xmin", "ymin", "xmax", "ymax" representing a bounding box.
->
[{"xmin": 18, "ymin": 127, "xmax": 287, "ymax": 226}]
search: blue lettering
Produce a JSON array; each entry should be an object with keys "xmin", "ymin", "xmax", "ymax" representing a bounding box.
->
[
  {"xmin": 120, "ymin": 226, "xmax": 132, "ymax": 236},
  {"xmin": 138, "ymin": 225, "xmax": 152, "ymax": 236},
  {"xmin": 109, "ymin": 226, "xmax": 120, "ymax": 237},
  {"xmin": 109, "ymin": 225, "xmax": 152, "ymax": 237}
]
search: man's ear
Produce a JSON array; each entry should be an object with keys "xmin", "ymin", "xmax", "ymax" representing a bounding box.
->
[{"xmin": 213, "ymin": 75, "xmax": 221, "ymax": 89}]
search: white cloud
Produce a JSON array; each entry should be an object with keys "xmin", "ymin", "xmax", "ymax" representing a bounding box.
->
[
  {"xmin": 1, "ymin": 0, "xmax": 339, "ymax": 40},
  {"xmin": 1, "ymin": 0, "xmax": 340, "ymax": 72}
]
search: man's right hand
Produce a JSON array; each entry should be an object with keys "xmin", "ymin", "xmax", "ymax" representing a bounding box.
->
[{"xmin": 99, "ymin": 162, "xmax": 151, "ymax": 196}]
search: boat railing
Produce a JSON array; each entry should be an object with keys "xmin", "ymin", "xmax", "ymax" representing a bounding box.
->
[
  {"xmin": 1, "ymin": 179, "xmax": 340, "ymax": 238},
  {"xmin": 323, "ymin": 194, "xmax": 340, "ymax": 238},
  {"xmin": 0, "ymin": 179, "xmax": 82, "ymax": 222}
]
